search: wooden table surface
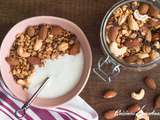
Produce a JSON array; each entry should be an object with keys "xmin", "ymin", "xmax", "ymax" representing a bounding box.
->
[{"xmin": 0, "ymin": 0, "xmax": 160, "ymax": 120}]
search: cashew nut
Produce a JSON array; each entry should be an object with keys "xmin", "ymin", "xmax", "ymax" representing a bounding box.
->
[
  {"xmin": 34, "ymin": 40, "xmax": 43, "ymax": 51},
  {"xmin": 17, "ymin": 46, "xmax": 30, "ymax": 58},
  {"xmin": 135, "ymin": 110, "xmax": 149, "ymax": 120},
  {"xmin": 134, "ymin": 10, "xmax": 150, "ymax": 22},
  {"xmin": 131, "ymin": 89, "xmax": 145, "ymax": 100},
  {"xmin": 110, "ymin": 42, "xmax": 127, "ymax": 57},
  {"xmin": 137, "ymin": 53, "xmax": 149, "ymax": 59}
]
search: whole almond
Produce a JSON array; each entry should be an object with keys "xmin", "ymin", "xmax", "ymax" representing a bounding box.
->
[
  {"xmin": 104, "ymin": 110, "xmax": 118, "ymax": 120},
  {"xmin": 149, "ymin": 6, "xmax": 160, "ymax": 18},
  {"xmin": 139, "ymin": 3, "xmax": 149, "ymax": 14},
  {"xmin": 104, "ymin": 90, "xmax": 117, "ymax": 99},
  {"xmin": 108, "ymin": 26, "xmax": 119, "ymax": 42},
  {"xmin": 145, "ymin": 30, "xmax": 152, "ymax": 42},
  {"xmin": 124, "ymin": 39, "xmax": 141, "ymax": 48},
  {"xmin": 28, "ymin": 56, "xmax": 41, "ymax": 65},
  {"xmin": 124, "ymin": 55, "xmax": 138, "ymax": 63},
  {"xmin": 127, "ymin": 104, "xmax": 141, "ymax": 113},
  {"xmin": 152, "ymin": 33, "xmax": 160, "ymax": 41},
  {"xmin": 52, "ymin": 26, "xmax": 64, "ymax": 36},
  {"xmin": 140, "ymin": 26, "xmax": 149, "ymax": 36},
  {"xmin": 39, "ymin": 25, "xmax": 48, "ymax": 40},
  {"xmin": 155, "ymin": 96, "xmax": 160, "ymax": 109},
  {"xmin": 26, "ymin": 26, "xmax": 35, "ymax": 37},
  {"xmin": 5, "ymin": 57, "xmax": 19, "ymax": 66},
  {"xmin": 147, "ymin": 19, "xmax": 160, "ymax": 27},
  {"xmin": 144, "ymin": 77, "xmax": 157, "ymax": 90},
  {"xmin": 69, "ymin": 41, "xmax": 80, "ymax": 55}
]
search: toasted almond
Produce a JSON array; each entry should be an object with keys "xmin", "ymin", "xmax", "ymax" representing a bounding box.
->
[
  {"xmin": 108, "ymin": 26, "xmax": 119, "ymax": 42},
  {"xmin": 51, "ymin": 26, "xmax": 64, "ymax": 36},
  {"xmin": 147, "ymin": 19, "xmax": 160, "ymax": 27},
  {"xmin": 152, "ymin": 33, "xmax": 160, "ymax": 41},
  {"xmin": 145, "ymin": 30, "xmax": 152, "ymax": 42},
  {"xmin": 149, "ymin": 6, "xmax": 160, "ymax": 18},
  {"xmin": 26, "ymin": 26, "xmax": 35, "ymax": 37},
  {"xmin": 124, "ymin": 55, "xmax": 138, "ymax": 63},
  {"xmin": 144, "ymin": 77, "xmax": 157, "ymax": 90},
  {"xmin": 139, "ymin": 3, "xmax": 149, "ymax": 14},
  {"xmin": 155, "ymin": 96, "xmax": 160, "ymax": 109},
  {"xmin": 140, "ymin": 26, "xmax": 149, "ymax": 36},
  {"xmin": 104, "ymin": 110, "xmax": 118, "ymax": 120},
  {"xmin": 104, "ymin": 90, "xmax": 117, "ymax": 99},
  {"xmin": 5, "ymin": 57, "xmax": 19, "ymax": 66},
  {"xmin": 127, "ymin": 104, "xmax": 141, "ymax": 113},
  {"xmin": 69, "ymin": 41, "xmax": 80, "ymax": 55},
  {"xmin": 124, "ymin": 39, "xmax": 141, "ymax": 48},
  {"xmin": 27, "ymin": 56, "xmax": 41, "ymax": 65},
  {"xmin": 39, "ymin": 25, "xmax": 48, "ymax": 40}
]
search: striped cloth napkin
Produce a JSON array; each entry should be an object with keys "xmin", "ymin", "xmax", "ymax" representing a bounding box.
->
[{"xmin": 0, "ymin": 81, "xmax": 98, "ymax": 120}]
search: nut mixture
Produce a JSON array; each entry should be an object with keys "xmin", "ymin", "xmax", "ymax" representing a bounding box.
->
[
  {"xmin": 106, "ymin": 1, "xmax": 160, "ymax": 64},
  {"xmin": 6, "ymin": 24, "xmax": 80, "ymax": 88}
]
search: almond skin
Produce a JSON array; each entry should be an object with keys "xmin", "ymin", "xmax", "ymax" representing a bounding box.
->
[
  {"xmin": 104, "ymin": 110, "xmax": 118, "ymax": 120},
  {"xmin": 124, "ymin": 39, "xmax": 141, "ymax": 48},
  {"xmin": 5, "ymin": 57, "xmax": 19, "ymax": 66},
  {"xmin": 104, "ymin": 90, "xmax": 117, "ymax": 99},
  {"xmin": 108, "ymin": 26, "xmax": 119, "ymax": 42},
  {"xmin": 124, "ymin": 55, "xmax": 138, "ymax": 63},
  {"xmin": 149, "ymin": 6, "xmax": 160, "ymax": 18},
  {"xmin": 69, "ymin": 41, "xmax": 80, "ymax": 55},
  {"xmin": 51, "ymin": 26, "xmax": 64, "ymax": 36},
  {"xmin": 39, "ymin": 25, "xmax": 48, "ymax": 40},
  {"xmin": 127, "ymin": 104, "xmax": 141, "ymax": 113},
  {"xmin": 26, "ymin": 26, "xmax": 35, "ymax": 37},
  {"xmin": 139, "ymin": 3, "xmax": 149, "ymax": 14},
  {"xmin": 155, "ymin": 96, "xmax": 160, "ymax": 109},
  {"xmin": 27, "ymin": 56, "xmax": 41, "ymax": 65},
  {"xmin": 144, "ymin": 77, "xmax": 157, "ymax": 90},
  {"xmin": 147, "ymin": 19, "xmax": 160, "ymax": 28}
]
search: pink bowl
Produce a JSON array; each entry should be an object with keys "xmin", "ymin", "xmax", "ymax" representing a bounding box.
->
[{"xmin": 0, "ymin": 16, "xmax": 92, "ymax": 108}]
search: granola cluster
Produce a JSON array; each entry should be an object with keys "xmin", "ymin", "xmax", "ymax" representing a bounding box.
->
[
  {"xmin": 106, "ymin": 1, "xmax": 160, "ymax": 64},
  {"xmin": 6, "ymin": 24, "xmax": 80, "ymax": 88}
]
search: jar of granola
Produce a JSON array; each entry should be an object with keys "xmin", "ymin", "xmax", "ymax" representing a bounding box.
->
[{"xmin": 94, "ymin": 0, "xmax": 160, "ymax": 82}]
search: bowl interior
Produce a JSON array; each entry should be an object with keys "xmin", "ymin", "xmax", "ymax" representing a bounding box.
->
[{"xmin": 0, "ymin": 16, "xmax": 92, "ymax": 108}]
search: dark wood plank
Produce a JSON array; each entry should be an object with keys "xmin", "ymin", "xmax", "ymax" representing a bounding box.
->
[{"xmin": 0, "ymin": 0, "xmax": 160, "ymax": 120}]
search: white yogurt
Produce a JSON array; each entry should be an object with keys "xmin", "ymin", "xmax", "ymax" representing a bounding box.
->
[{"xmin": 28, "ymin": 50, "xmax": 84, "ymax": 98}]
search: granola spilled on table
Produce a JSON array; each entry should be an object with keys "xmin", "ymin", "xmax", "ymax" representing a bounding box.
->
[
  {"xmin": 6, "ymin": 24, "xmax": 80, "ymax": 88},
  {"xmin": 106, "ymin": 1, "xmax": 160, "ymax": 64}
]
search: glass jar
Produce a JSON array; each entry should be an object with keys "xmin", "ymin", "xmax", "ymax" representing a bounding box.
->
[{"xmin": 93, "ymin": 0, "xmax": 160, "ymax": 82}]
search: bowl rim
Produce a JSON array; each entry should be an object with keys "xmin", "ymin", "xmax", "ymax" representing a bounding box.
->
[{"xmin": 0, "ymin": 16, "xmax": 92, "ymax": 108}]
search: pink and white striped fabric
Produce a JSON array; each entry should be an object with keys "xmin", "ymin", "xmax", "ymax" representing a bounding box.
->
[{"xmin": 0, "ymin": 81, "xmax": 98, "ymax": 120}]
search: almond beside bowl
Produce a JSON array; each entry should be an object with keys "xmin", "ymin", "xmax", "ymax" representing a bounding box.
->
[{"xmin": 0, "ymin": 16, "xmax": 92, "ymax": 108}]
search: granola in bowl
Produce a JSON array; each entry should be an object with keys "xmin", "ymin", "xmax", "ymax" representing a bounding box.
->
[
  {"xmin": 106, "ymin": 1, "xmax": 160, "ymax": 65},
  {"xmin": 5, "ymin": 24, "xmax": 81, "ymax": 89}
]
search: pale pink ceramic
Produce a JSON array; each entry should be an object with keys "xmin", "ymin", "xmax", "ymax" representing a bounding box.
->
[{"xmin": 0, "ymin": 16, "xmax": 92, "ymax": 108}]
